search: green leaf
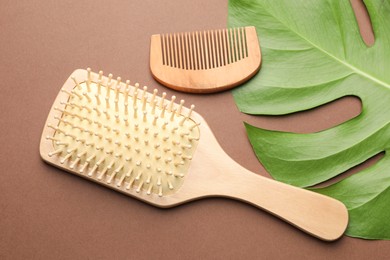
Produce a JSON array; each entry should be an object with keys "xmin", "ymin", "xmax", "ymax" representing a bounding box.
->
[{"xmin": 229, "ymin": 0, "xmax": 390, "ymax": 239}]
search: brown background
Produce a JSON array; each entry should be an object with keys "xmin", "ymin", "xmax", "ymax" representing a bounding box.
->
[{"xmin": 0, "ymin": 0, "xmax": 388, "ymax": 259}]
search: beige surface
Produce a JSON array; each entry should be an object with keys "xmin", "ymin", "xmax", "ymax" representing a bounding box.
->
[{"xmin": 0, "ymin": 0, "xmax": 387, "ymax": 259}]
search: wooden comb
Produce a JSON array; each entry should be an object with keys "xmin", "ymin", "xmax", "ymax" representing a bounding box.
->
[
  {"xmin": 150, "ymin": 26, "xmax": 261, "ymax": 93},
  {"xmin": 40, "ymin": 69, "xmax": 348, "ymax": 241}
]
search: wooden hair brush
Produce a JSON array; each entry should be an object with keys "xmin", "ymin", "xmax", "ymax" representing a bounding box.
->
[
  {"xmin": 150, "ymin": 26, "xmax": 261, "ymax": 93},
  {"xmin": 40, "ymin": 68, "xmax": 348, "ymax": 241}
]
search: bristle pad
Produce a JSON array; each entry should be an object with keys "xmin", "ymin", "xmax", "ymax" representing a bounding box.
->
[{"xmin": 48, "ymin": 73, "xmax": 200, "ymax": 196}]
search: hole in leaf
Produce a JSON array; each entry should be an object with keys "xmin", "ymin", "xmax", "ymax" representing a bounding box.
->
[
  {"xmin": 350, "ymin": 0, "xmax": 375, "ymax": 46},
  {"xmin": 242, "ymin": 95, "xmax": 362, "ymax": 134},
  {"xmin": 313, "ymin": 151, "xmax": 385, "ymax": 188}
]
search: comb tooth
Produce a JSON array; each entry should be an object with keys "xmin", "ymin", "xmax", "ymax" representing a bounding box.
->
[
  {"xmin": 176, "ymin": 33, "xmax": 181, "ymax": 68},
  {"xmin": 208, "ymin": 30, "xmax": 213, "ymax": 68},
  {"xmin": 235, "ymin": 28, "xmax": 240, "ymax": 61},
  {"xmin": 161, "ymin": 34, "xmax": 166, "ymax": 66},
  {"xmin": 236, "ymin": 28, "xmax": 241, "ymax": 61},
  {"xmin": 202, "ymin": 31, "xmax": 209, "ymax": 69},
  {"xmin": 243, "ymin": 27, "xmax": 248, "ymax": 57},
  {"xmin": 204, "ymin": 31, "xmax": 209, "ymax": 69},
  {"xmin": 171, "ymin": 33, "xmax": 176, "ymax": 68},
  {"xmin": 165, "ymin": 34, "xmax": 170, "ymax": 67},
  {"xmin": 187, "ymin": 33, "xmax": 192, "ymax": 70},
  {"xmin": 176, "ymin": 33, "xmax": 182, "ymax": 69},
  {"xmin": 60, "ymin": 150, "xmax": 74, "ymax": 164},
  {"xmin": 179, "ymin": 33, "xmax": 185, "ymax": 70},
  {"xmin": 158, "ymin": 186, "xmax": 163, "ymax": 197},
  {"xmin": 191, "ymin": 32, "xmax": 198, "ymax": 70},
  {"xmin": 193, "ymin": 31, "xmax": 199, "ymax": 70},
  {"xmin": 98, "ymin": 70, "xmax": 103, "ymax": 81},
  {"xmin": 197, "ymin": 31, "xmax": 204, "ymax": 70},
  {"xmin": 204, "ymin": 31, "xmax": 209, "ymax": 68},
  {"xmin": 162, "ymin": 34, "xmax": 166, "ymax": 66},
  {"xmin": 210, "ymin": 30, "xmax": 216, "ymax": 68},
  {"xmin": 229, "ymin": 28, "xmax": 234, "ymax": 63},
  {"xmin": 178, "ymin": 33, "xmax": 186, "ymax": 69},
  {"xmin": 239, "ymin": 27, "xmax": 243, "ymax": 60},
  {"xmin": 239, "ymin": 27, "xmax": 244, "ymax": 59},
  {"xmin": 184, "ymin": 32, "xmax": 190, "ymax": 70},
  {"xmin": 166, "ymin": 34, "xmax": 171, "ymax": 67},
  {"xmin": 241, "ymin": 28, "xmax": 245, "ymax": 59},
  {"xmin": 197, "ymin": 31, "xmax": 202, "ymax": 69},
  {"xmin": 172, "ymin": 33, "xmax": 177, "ymax": 68},
  {"xmin": 217, "ymin": 30, "xmax": 224, "ymax": 66},
  {"xmin": 241, "ymin": 27, "xmax": 246, "ymax": 58},
  {"xmin": 208, "ymin": 30, "xmax": 214, "ymax": 68},
  {"xmin": 191, "ymin": 32, "xmax": 196, "ymax": 70},
  {"xmin": 229, "ymin": 28, "xmax": 236, "ymax": 63},
  {"xmin": 225, "ymin": 29, "xmax": 231, "ymax": 64},
  {"xmin": 231, "ymin": 28, "xmax": 236, "ymax": 62},
  {"xmin": 188, "ymin": 32, "xmax": 193, "ymax": 70},
  {"xmin": 213, "ymin": 30, "xmax": 218, "ymax": 68},
  {"xmin": 216, "ymin": 29, "xmax": 222, "ymax": 67}
]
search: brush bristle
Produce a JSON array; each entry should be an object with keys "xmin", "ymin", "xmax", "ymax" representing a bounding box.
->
[{"xmin": 46, "ymin": 68, "xmax": 200, "ymax": 196}]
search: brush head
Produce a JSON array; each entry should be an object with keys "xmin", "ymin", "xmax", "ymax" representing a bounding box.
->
[
  {"xmin": 40, "ymin": 69, "xmax": 200, "ymax": 198},
  {"xmin": 150, "ymin": 26, "xmax": 261, "ymax": 93}
]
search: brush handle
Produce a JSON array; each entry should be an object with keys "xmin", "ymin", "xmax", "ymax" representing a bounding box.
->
[{"xmin": 216, "ymin": 164, "xmax": 348, "ymax": 241}]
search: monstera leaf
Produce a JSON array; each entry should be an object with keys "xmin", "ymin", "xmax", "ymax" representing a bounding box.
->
[{"xmin": 228, "ymin": 0, "xmax": 390, "ymax": 239}]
